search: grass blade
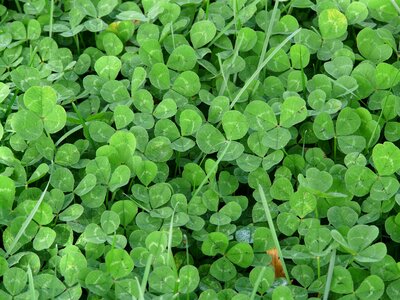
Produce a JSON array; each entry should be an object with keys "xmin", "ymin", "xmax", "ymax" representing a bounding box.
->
[
  {"xmin": 257, "ymin": 0, "xmax": 280, "ymax": 71},
  {"xmin": 390, "ymin": 0, "xmax": 400, "ymax": 14},
  {"xmin": 230, "ymin": 28, "xmax": 301, "ymax": 109},
  {"xmin": 323, "ymin": 248, "xmax": 337, "ymax": 300},
  {"xmin": 191, "ymin": 141, "xmax": 231, "ymax": 200},
  {"xmin": 136, "ymin": 276, "xmax": 145, "ymax": 300},
  {"xmin": 258, "ymin": 184, "xmax": 290, "ymax": 282},
  {"xmin": 27, "ymin": 265, "xmax": 36, "ymax": 299},
  {"xmin": 140, "ymin": 253, "xmax": 154, "ymax": 297},
  {"xmin": 5, "ymin": 167, "xmax": 53, "ymax": 257},
  {"xmin": 49, "ymin": 0, "xmax": 54, "ymax": 38},
  {"xmin": 250, "ymin": 266, "xmax": 266, "ymax": 300}
]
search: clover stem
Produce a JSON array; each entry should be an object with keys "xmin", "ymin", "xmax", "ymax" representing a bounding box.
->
[
  {"xmin": 185, "ymin": 234, "xmax": 189, "ymax": 265},
  {"xmin": 127, "ymin": 177, "xmax": 134, "ymax": 194},
  {"xmin": 109, "ymin": 191, "xmax": 116, "ymax": 208},
  {"xmin": 73, "ymin": 35, "xmax": 81, "ymax": 55},
  {"xmin": 174, "ymin": 152, "xmax": 181, "ymax": 176},
  {"xmin": 79, "ymin": 33, "xmax": 86, "ymax": 50},
  {"xmin": 302, "ymin": 130, "xmax": 307, "ymax": 157},
  {"xmin": 333, "ymin": 136, "xmax": 337, "ymax": 162},
  {"xmin": 5, "ymin": 89, "xmax": 19, "ymax": 118},
  {"xmin": 316, "ymin": 256, "xmax": 321, "ymax": 279}
]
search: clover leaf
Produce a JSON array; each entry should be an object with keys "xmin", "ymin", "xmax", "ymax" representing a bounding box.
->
[
  {"xmin": 318, "ymin": 9, "xmax": 348, "ymax": 40},
  {"xmin": 190, "ymin": 20, "xmax": 216, "ymax": 48}
]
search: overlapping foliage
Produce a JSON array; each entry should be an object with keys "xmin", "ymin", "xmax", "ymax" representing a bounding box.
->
[{"xmin": 0, "ymin": 0, "xmax": 399, "ymax": 299}]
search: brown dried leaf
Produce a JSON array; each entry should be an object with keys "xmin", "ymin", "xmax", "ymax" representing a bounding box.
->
[{"xmin": 267, "ymin": 248, "xmax": 285, "ymax": 278}]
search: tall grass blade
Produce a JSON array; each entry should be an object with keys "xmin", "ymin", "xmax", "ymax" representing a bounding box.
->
[
  {"xmin": 230, "ymin": 28, "xmax": 301, "ymax": 109},
  {"xmin": 250, "ymin": 266, "xmax": 266, "ymax": 300},
  {"xmin": 323, "ymin": 248, "xmax": 337, "ymax": 300},
  {"xmin": 258, "ymin": 184, "xmax": 290, "ymax": 282},
  {"xmin": 6, "ymin": 166, "xmax": 53, "ymax": 257}
]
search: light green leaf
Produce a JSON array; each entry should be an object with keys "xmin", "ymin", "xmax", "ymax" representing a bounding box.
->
[
  {"xmin": 372, "ymin": 142, "xmax": 400, "ymax": 176},
  {"xmin": 355, "ymin": 275, "xmax": 384, "ymax": 300},
  {"xmin": 94, "ymin": 56, "xmax": 121, "ymax": 80},
  {"xmin": 33, "ymin": 227, "xmax": 56, "ymax": 251},
  {"xmin": 180, "ymin": 109, "xmax": 203, "ymax": 136},
  {"xmin": 105, "ymin": 248, "xmax": 134, "ymax": 279},
  {"xmin": 222, "ymin": 111, "xmax": 249, "ymax": 140},
  {"xmin": 318, "ymin": 9, "xmax": 347, "ymax": 40},
  {"xmin": 149, "ymin": 63, "xmax": 170, "ymax": 90},
  {"xmin": 280, "ymin": 96, "xmax": 307, "ymax": 128},
  {"xmin": 226, "ymin": 242, "xmax": 254, "ymax": 268},
  {"xmin": 178, "ymin": 265, "xmax": 200, "ymax": 293},
  {"xmin": 108, "ymin": 165, "xmax": 131, "ymax": 192},
  {"xmin": 12, "ymin": 110, "xmax": 43, "ymax": 141},
  {"xmin": 190, "ymin": 20, "xmax": 216, "ymax": 48}
]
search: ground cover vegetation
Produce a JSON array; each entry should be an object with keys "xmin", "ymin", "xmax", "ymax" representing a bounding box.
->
[{"xmin": 0, "ymin": 0, "xmax": 399, "ymax": 299}]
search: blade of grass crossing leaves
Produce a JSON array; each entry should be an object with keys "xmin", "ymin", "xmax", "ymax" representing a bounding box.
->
[
  {"xmin": 55, "ymin": 124, "xmax": 83, "ymax": 146},
  {"xmin": 27, "ymin": 265, "xmax": 35, "ymax": 299},
  {"xmin": 167, "ymin": 205, "xmax": 178, "ymax": 275},
  {"xmin": 191, "ymin": 141, "xmax": 231, "ymax": 200},
  {"xmin": 367, "ymin": 72, "xmax": 400, "ymax": 149},
  {"xmin": 123, "ymin": 192, "xmax": 151, "ymax": 213},
  {"xmin": 184, "ymin": 234, "xmax": 189, "ymax": 265},
  {"xmin": 205, "ymin": 0, "xmax": 210, "ymax": 19},
  {"xmin": 233, "ymin": 0, "xmax": 239, "ymax": 35},
  {"xmin": 6, "ymin": 165, "xmax": 53, "ymax": 257},
  {"xmin": 250, "ymin": 266, "xmax": 267, "ymax": 300},
  {"xmin": 390, "ymin": 0, "xmax": 400, "ymax": 14},
  {"xmin": 141, "ymin": 253, "xmax": 154, "ymax": 297},
  {"xmin": 323, "ymin": 248, "xmax": 337, "ymax": 300},
  {"xmin": 230, "ymin": 28, "xmax": 301, "ymax": 109},
  {"xmin": 56, "ymin": 104, "xmax": 110, "ymax": 146},
  {"xmin": 136, "ymin": 277, "xmax": 144, "ymax": 300},
  {"xmin": 257, "ymin": 0, "xmax": 280, "ymax": 70},
  {"xmin": 258, "ymin": 184, "xmax": 290, "ymax": 282},
  {"xmin": 219, "ymin": 39, "xmax": 243, "ymax": 96},
  {"xmin": 49, "ymin": 0, "xmax": 54, "ymax": 38},
  {"xmin": 13, "ymin": 0, "xmax": 22, "ymax": 13},
  {"xmin": 327, "ymin": 77, "xmax": 357, "ymax": 98},
  {"xmin": 209, "ymin": 20, "xmax": 235, "ymax": 47},
  {"xmin": 72, "ymin": 102, "xmax": 96, "ymax": 150},
  {"xmin": 218, "ymin": 55, "xmax": 230, "ymax": 97}
]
